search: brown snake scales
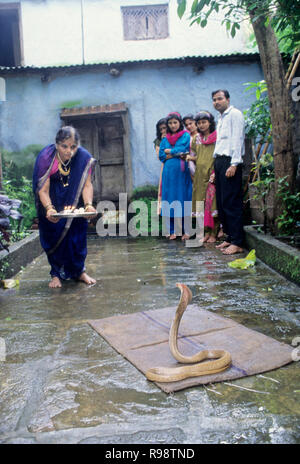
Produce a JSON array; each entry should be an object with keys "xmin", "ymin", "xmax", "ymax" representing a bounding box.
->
[{"xmin": 146, "ymin": 283, "xmax": 232, "ymax": 383}]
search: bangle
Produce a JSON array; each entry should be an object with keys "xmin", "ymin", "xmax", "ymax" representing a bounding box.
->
[
  {"xmin": 45, "ymin": 204, "xmax": 54, "ymax": 211},
  {"xmin": 84, "ymin": 203, "xmax": 93, "ymax": 209},
  {"xmin": 46, "ymin": 208, "xmax": 57, "ymax": 215}
]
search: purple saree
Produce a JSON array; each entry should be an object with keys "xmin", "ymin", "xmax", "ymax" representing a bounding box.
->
[{"xmin": 33, "ymin": 144, "xmax": 96, "ymax": 280}]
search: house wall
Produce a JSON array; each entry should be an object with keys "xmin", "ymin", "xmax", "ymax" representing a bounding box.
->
[
  {"xmin": 0, "ymin": 60, "xmax": 263, "ymax": 188},
  {"xmin": 7, "ymin": 0, "xmax": 252, "ymax": 67}
]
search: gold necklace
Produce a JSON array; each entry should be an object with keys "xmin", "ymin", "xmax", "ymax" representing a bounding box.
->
[
  {"xmin": 58, "ymin": 161, "xmax": 70, "ymax": 176},
  {"xmin": 56, "ymin": 152, "xmax": 71, "ymax": 187},
  {"xmin": 56, "ymin": 151, "xmax": 71, "ymax": 171}
]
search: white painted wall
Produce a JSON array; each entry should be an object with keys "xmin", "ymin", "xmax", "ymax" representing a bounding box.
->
[{"xmin": 8, "ymin": 0, "xmax": 254, "ymax": 67}]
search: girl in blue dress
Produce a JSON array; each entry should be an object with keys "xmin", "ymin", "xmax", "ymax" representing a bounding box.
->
[{"xmin": 159, "ymin": 112, "xmax": 192, "ymax": 240}]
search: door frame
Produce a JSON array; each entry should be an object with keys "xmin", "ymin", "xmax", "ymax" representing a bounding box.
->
[{"xmin": 60, "ymin": 102, "xmax": 133, "ymax": 204}]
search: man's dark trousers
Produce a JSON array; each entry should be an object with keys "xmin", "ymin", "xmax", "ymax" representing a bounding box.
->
[{"xmin": 214, "ymin": 155, "xmax": 244, "ymax": 247}]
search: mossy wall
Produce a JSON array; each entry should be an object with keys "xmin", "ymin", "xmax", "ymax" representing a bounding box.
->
[{"xmin": 244, "ymin": 226, "xmax": 300, "ymax": 286}]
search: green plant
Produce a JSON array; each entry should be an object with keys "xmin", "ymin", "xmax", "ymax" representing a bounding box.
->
[
  {"xmin": 244, "ymin": 81, "xmax": 275, "ymax": 227},
  {"xmin": 2, "ymin": 145, "xmax": 43, "ymax": 188},
  {"xmin": 0, "ymin": 258, "xmax": 9, "ymax": 280},
  {"xmin": 130, "ymin": 196, "xmax": 162, "ymax": 236},
  {"xmin": 3, "ymin": 177, "xmax": 36, "ymax": 237},
  {"xmin": 251, "ymin": 152, "xmax": 275, "ymax": 193},
  {"xmin": 59, "ymin": 100, "xmax": 83, "ymax": 109},
  {"xmin": 130, "ymin": 185, "xmax": 162, "ymax": 235},
  {"xmin": 249, "ymin": 153, "xmax": 275, "ymax": 230},
  {"xmin": 276, "ymin": 177, "xmax": 300, "ymax": 235},
  {"xmin": 131, "ymin": 185, "xmax": 158, "ymax": 201},
  {"xmin": 0, "ymin": 193, "xmax": 23, "ymax": 250},
  {"xmin": 243, "ymin": 80, "xmax": 271, "ymax": 141},
  {"xmin": 1, "ymin": 145, "xmax": 41, "ymax": 239}
]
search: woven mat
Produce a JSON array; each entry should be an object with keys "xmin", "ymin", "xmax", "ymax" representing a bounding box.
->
[{"xmin": 88, "ymin": 305, "xmax": 294, "ymax": 393}]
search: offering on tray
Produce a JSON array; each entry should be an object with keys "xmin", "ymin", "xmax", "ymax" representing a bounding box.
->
[
  {"xmin": 61, "ymin": 206, "xmax": 85, "ymax": 214},
  {"xmin": 73, "ymin": 207, "xmax": 85, "ymax": 214},
  {"xmin": 53, "ymin": 206, "xmax": 95, "ymax": 218},
  {"xmin": 63, "ymin": 205, "xmax": 75, "ymax": 213}
]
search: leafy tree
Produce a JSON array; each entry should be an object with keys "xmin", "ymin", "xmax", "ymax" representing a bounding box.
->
[{"xmin": 177, "ymin": 0, "xmax": 299, "ymax": 221}]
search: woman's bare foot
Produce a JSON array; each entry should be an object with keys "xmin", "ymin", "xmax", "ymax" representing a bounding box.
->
[
  {"xmin": 49, "ymin": 276, "xmax": 62, "ymax": 288},
  {"xmin": 79, "ymin": 272, "xmax": 96, "ymax": 285},
  {"xmin": 169, "ymin": 234, "xmax": 177, "ymax": 240},
  {"xmin": 203, "ymin": 233, "xmax": 210, "ymax": 243},
  {"xmin": 217, "ymin": 228, "xmax": 225, "ymax": 239},
  {"xmin": 216, "ymin": 241, "xmax": 231, "ymax": 249},
  {"xmin": 222, "ymin": 244, "xmax": 244, "ymax": 255},
  {"xmin": 181, "ymin": 234, "xmax": 190, "ymax": 241},
  {"xmin": 207, "ymin": 236, "xmax": 216, "ymax": 243}
]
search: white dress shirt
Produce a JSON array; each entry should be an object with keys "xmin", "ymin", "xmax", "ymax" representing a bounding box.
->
[{"xmin": 213, "ymin": 105, "xmax": 245, "ymax": 165}]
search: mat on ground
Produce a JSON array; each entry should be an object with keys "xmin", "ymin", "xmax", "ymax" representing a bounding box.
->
[{"xmin": 88, "ymin": 305, "xmax": 294, "ymax": 393}]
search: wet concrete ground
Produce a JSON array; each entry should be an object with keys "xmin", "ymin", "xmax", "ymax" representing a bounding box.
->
[{"xmin": 0, "ymin": 237, "xmax": 299, "ymax": 444}]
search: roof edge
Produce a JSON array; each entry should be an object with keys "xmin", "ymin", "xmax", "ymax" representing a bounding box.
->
[{"xmin": 0, "ymin": 52, "xmax": 260, "ymax": 74}]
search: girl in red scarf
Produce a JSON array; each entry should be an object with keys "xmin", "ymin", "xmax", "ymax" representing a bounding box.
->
[{"xmin": 187, "ymin": 111, "xmax": 221, "ymax": 243}]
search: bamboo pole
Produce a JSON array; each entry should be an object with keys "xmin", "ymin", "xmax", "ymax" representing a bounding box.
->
[
  {"xmin": 243, "ymin": 140, "xmax": 263, "ymax": 194},
  {"xmin": 251, "ymin": 138, "xmax": 271, "ymax": 184},
  {"xmin": 243, "ymin": 134, "xmax": 270, "ymax": 194},
  {"xmin": 287, "ymin": 52, "xmax": 300, "ymax": 89},
  {"xmin": 285, "ymin": 49, "xmax": 298, "ymax": 80}
]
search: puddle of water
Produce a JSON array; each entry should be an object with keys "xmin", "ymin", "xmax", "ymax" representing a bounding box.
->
[{"xmin": 0, "ymin": 237, "xmax": 299, "ymax": 444}]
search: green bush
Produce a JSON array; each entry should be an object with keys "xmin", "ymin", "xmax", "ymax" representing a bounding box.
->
[
  {"xmin": 1, "ymin": 145, "xmax": 41, "ymax": 239},
  {"xmin": 243, "ymin": 80, "xmax": 271, "ymax": 142},
  {"xmin": 2, "ymin": 144, "xmax": 42, "ymax": 188},
  {"xmin": 130, "ymin": 185, "xmax": 161, "ymax": 235},
  {"xmin": 3, "ymin": 177, "xmax": 36, "ymax": 237},
  {"xmin": 131, "ymin": 184, "xmax": 158, "ymax": 201},
  {"xmin": 276, "ymin": 177, "xmax": 300, "ymax": 236}
]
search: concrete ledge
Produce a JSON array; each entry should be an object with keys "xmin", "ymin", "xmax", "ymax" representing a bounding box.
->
[
  {"xmin": 244, "ymin": 225, "xmax": 300, "ymax": 286},
  {"xmin": 0, "ymin": 231, "xmax": 43, "ymax": 279}
]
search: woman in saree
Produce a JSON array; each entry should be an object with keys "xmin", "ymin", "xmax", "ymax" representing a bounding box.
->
[
  {"xmin": 33, "ymin": 126, "xmax": 97, "ymax": 288},
  {"xmin": 187, "ymin": 111, "xmax": 221, "ymax": 243},
  {"xmin": 159, "ymin": 112, "xmax": 192, "ymax": 240}
]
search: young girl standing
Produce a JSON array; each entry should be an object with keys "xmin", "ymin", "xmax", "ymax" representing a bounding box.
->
[
  {"xmin": 187, "ymin": 111, "xmax": 220, "ymax": 243},
  {"xmin": 183, "ymin": 114, "xmax": 198, "ymax": 178},
  {"xmin": 154, "ymin": 118, "xmax": 167, "ymax": 215},
  {"xmin": 159, "ymin": 112, "xmax": 192, "ymax": 240}
]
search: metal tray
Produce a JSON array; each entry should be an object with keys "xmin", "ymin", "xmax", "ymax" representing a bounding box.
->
[{"xmin": 52, "ymin": 211, "xmax": 97, "ymax": 218}]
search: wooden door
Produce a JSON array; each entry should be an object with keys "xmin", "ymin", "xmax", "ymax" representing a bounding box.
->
[
  {"xmin": 64, "ymin": 118, "xmax": 101, "ymax": 202},
  {"xmin": 96, "ymin": 116, "xmax": 126, "ymax": 202},
  {"xmin": 61, "ymin": 115, "xmax": 127, "ymax": 204}
]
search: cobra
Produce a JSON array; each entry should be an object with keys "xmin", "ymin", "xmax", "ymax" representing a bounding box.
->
[{"xmin": 146, "ymin": 283, "xmax": 232, "ymax": 383}]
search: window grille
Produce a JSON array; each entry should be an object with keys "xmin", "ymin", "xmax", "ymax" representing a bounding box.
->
[{"xmin": 121, "ymin": 4, "xmax": 169, "ymax": 40}]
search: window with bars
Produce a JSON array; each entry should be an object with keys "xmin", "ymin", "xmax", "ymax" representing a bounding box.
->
[{"xmin": 121, "ymin": 4, "xmax": 169, "ymax": 41}]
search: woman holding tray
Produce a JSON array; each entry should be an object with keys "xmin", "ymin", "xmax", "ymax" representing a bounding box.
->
[
  {"xmin": 33, "ymin": 126, "xmax": 97, "ymax": 288},
  {"xmin": 159, "ymin": 112, "xmax": 192, "ymax": 240}
]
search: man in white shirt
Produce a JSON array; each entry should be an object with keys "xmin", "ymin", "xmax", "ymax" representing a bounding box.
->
[{"xmin": 212, "ymin": 89, "xmax": 245, "ymax": 255}]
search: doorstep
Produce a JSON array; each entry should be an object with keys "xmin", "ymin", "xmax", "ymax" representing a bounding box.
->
[{"xmin": 244, "ymin": 225, "xmax": 300, "ymax": 286}]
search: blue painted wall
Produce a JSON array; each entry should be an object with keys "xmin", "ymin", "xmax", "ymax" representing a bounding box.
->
[{"xmin": 0, "ymin": 60, "xmax": 263, "ymax": 187}]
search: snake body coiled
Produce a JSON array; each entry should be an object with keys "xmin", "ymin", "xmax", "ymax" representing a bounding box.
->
[{"xmin": 146, "ymin": 283, "xmax": 232, "ymax": 383}]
